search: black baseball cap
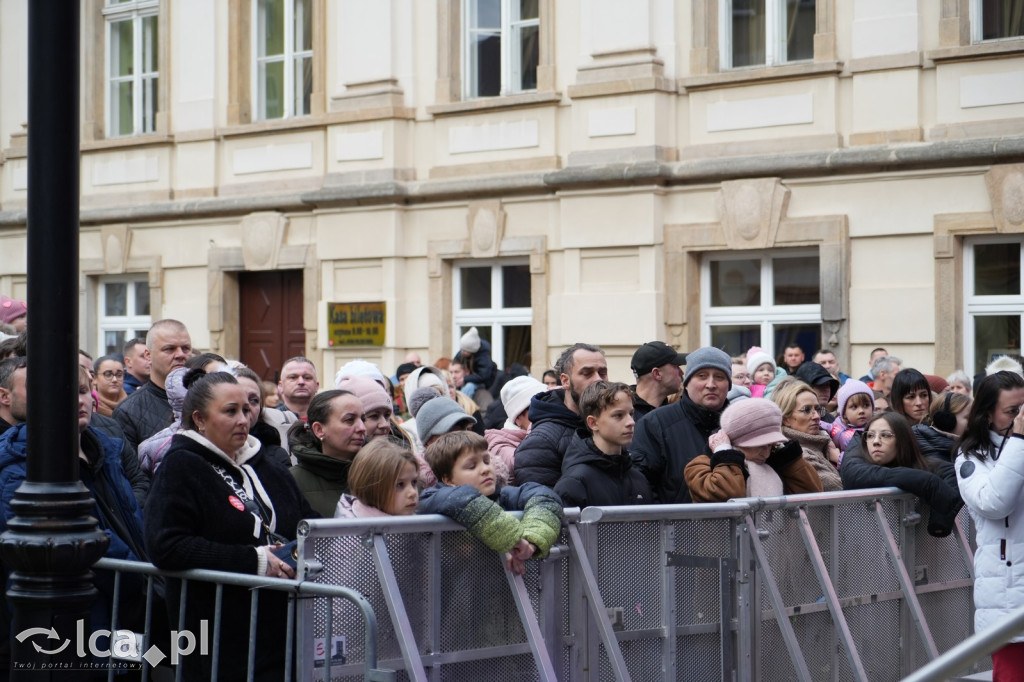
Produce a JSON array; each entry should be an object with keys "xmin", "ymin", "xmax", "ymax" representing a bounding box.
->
[{"xmin": 631, "ymin": 341, "xmax": 687, "ymax": 377}]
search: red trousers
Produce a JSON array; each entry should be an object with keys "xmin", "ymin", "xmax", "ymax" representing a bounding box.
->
[{"xmin": 993, "ymin": 642, "xmax": 1024, "ymax": 682}]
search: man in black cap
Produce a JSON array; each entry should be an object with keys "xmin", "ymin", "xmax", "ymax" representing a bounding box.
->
[
  {"xmin": 794, "ymin": 361, "xmax": 840, "ymax": 422},
  {"xmin": 630, "ymin": 341, "xmax": 686, "ymax": 420}
]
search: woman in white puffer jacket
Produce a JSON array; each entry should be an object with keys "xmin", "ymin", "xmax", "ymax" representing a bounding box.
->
[{"xmin": 955, "ymin": 370, "xmax": 1024, "ymax": 680}]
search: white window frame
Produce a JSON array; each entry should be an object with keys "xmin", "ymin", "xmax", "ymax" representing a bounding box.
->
[
  {"xmin": 701, "ymin": 249, "xmax": 821, "ymax": 357},
  {"xmin": 461, "ymin": 0, "xmax": 539, "ymax": 99},
  {"xmin": 969, "ymin": 0, "xmax": 1024, "ymax": 43},
  {"xmin": 963, "ymin": 236, "xmax": 1024, "ymax": 374},
  {"xmin": 97, "ymin": 276, "xmax": 152, "ymax": 357},
  {"xmin": 452, "ymin": 259, "xmax": 532, "ymax": 369},
  {"xmin": 103, "ymin": 0, "xmax": 159, "ymax": 137},
  {"xmin": 718, "ymin": 0, "xmax": 815, "ymax": 70},
  {"xmin": 252, "ymin": 0, "xmax": 313, "ymax": 120}
]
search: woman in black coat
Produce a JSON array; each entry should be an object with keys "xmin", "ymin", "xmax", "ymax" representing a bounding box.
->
[{"xmin": 145, "ymin": 370, "xmax": 316, "ymax": 681}]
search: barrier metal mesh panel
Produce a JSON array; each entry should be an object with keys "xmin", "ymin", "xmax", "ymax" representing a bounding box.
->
[
  {"xmin": 299, "ymin": 493, "xmax": 981, "ymax": 681},
  {"xmin": 757, "ymin": 507, "xmax": 828, "ymax": 612},
  {"xmin": 755, "ymin": 501, "xmax": 902, "ymax": 680},
  {"xmin": 910, "ymin": 506, "xmax": 978, "ymax": 673},
  {"xmin": 844, "ymin": 600, "xmax": 902, "ymax": 681},
  {"xmin": 668, "ymin": 518, "xmax": 733, "ymax": 629},
  {"xmin": 835, "ymin": 499, "xmax": 900, "ymax": 599},
  {"xmin": 589, "ymin": 516, "xmax": 737, "ymax": 680},
  {"xmin": 309, "ymin": 533, "xmax": 419, "ymax": 681},
  {"xmin": 674, "ymin": 631, "xmax": 725, "ymax": 682},
  {"xmin": 311, "ymin": 528, "xmax": 565, "ymax": 681},
  {"xmin": 760, "ymin": 609, "xmax": 833, "ymax": 679}
]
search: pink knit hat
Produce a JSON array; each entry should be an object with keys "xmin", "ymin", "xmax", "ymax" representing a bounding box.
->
[
  {"xmin": 0, "ymin": 296, "xmax": 26, "ymax": 325},
  {"xmin": 719, "ymin": 398, "xmax": 786, "ymax": 448},
  {"xmin": 336, "ymin": 375, "xmax": 392, "ymax": 414}
]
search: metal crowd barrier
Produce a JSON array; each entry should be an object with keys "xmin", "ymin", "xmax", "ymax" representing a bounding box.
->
[
  {"xmin": 298, "ymin": 488, "xmax": 979, "ymax": 682},
  {"xmin": 91, "ymin": 557, "xmax": 392, "ymax": 682}
]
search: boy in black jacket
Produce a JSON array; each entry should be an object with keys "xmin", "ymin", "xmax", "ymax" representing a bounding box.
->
[{"xmin": 555, "ymin": 382, "xmax": 651, "ymax": 508}]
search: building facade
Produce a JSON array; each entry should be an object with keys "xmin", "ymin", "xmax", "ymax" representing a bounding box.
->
[{"xmin": 0, "ymin": 0, "xmax": 1023, "ymax": 381}]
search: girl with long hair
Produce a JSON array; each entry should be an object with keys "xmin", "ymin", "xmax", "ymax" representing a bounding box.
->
[{"xmin": 841, "ymin": 412, "xmax": 962, "ymax": 537}]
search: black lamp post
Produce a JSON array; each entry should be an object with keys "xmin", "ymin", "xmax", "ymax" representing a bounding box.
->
[{"xmin": 0, "ymin": 3, "xmax": 108, "ymax": 679}]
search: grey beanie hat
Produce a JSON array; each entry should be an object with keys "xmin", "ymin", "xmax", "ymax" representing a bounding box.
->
[
  {"xmin": 683, "ymin": 346, "xmax": 733, "ymax": 387},
  {"xmin": 408, "ymin": 386, "xmax": 442, "ymax": 418},
  {"xmin": 416, "ymin": 396, "xmax": 475, "ymax": 443}
]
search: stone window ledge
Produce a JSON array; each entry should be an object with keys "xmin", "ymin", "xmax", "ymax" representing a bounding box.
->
[
  {"xmin": 427, "ymin": 91, "xmax": 562, "ymax": 117},
  {"xmin": 846, "ymin": 52, "xmax": 922, "ymax": 75},
  {"xmin": 927, "ymin": 38, "xmax": 1024, "ymax": 64},
  {"xmin": 81, "ymin": 134, "xmax": 174, "ymax": 152},
  {"xmin": 679, "ymin": 61, "xmax": 842, "ymax": 92}
]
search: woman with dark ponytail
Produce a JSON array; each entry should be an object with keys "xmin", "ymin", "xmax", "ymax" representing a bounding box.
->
[
  {"xmin": 145, "ymin": 369, "xmax": 317, "ymax": 681},
  {"xmin": 287, "ymin": 389, "xmax": 367, "ymax": 516},
  {"xmin": 955, "ymin": 370, "xmax": 1024, "ymax": 680}
]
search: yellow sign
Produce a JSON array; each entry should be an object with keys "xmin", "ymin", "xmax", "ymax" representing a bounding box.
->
[{"xmin": 326, "ymin": 302, "xmax": 386, "ymax": 347}]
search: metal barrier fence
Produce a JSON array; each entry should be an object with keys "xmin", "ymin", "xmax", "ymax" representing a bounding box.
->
[
  {"xmin": 90, "ymin": 557, "xmax": 392, "ymax": 682},
  {"xmin": 298, "ymin": 488, "xmax": 979, "ymax": 682}
]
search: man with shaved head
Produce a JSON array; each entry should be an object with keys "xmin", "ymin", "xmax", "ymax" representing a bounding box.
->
[{"xmin": 113, "ymin": 319, "xmax": 192, "ymax": 449}]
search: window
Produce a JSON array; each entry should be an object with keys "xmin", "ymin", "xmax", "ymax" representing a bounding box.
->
[
  {"xmin": 253, "ymin": 0, "xmax": 312, "ymax": 120},
  {"xmin": 964, "ymin": 238, "xmax": 1023, "ymax": 375},
  {"xmin": 702, "ymin": 250, "xmax": 821, "ymax": 359},
  {"xmin": 462, "ymin": 0, "xmax": 539, "ymax": 99},
  {"xmin": 453, "ymin": 261, "xmax": 532, "ymax": 369},
  {"xmin": 97, "ymin": 277, "xmax": 152, "ymax": 357},
  {"xmin": 104, "ymin": 0, "xmax": 159, "ymax": 136},
  {"xmin": 721, "ymin": 0, "xmax": 816, "ymax": 69},
  {"xmin": 972, "ymin": 0, "xmax": 1024, "ymax": 42}
]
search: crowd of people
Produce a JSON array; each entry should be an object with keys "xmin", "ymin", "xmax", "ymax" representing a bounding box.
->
[{"xmin": 1, "ymin": 298, "xmax": 1023, "ymax": 678}]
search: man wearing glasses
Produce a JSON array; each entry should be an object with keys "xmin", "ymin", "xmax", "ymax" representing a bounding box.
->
[{"xmin": 794, "ymin": 360, "xmax": 840, "ymax": 422}]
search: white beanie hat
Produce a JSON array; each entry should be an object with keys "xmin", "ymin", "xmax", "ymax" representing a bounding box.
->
[
  {"xmin": 501, "ymin": 376, "xmax": 546, "ymax": 430},
  {"xmin": 334, "ymin": 359, "xmax": 387, "ymax": 388},
  {"xmin": 746, "ymin": 347, "xmax": 776, "ymax": 376},
  {"xmin": 986, "ymin": 355, "xmax": 1024, "ymax": 377},
  {"xmin": 403, "ymin": 366, "xmax": 447, "ymax": 400},
  {"xmin": 460, "ymin": 327, "xmax": 481, "ymax": 354}
]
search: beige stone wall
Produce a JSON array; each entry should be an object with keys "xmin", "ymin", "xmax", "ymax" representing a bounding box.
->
[{"xmin": 0, "ymin": 0, "xmax": 1021, "ymax": 379}]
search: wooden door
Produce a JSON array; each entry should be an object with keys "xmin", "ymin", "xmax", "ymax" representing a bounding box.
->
[{"xmin": 239, "ymin": 270, "xmax": 305, "ymax": 381}]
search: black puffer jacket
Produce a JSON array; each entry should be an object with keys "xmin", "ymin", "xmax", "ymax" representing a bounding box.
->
[
  {"xmin": 112, "ymin": 380, "xmax": 173, "ymax": 451},
  {"xmin": 554, "ymin": 431, "xmax": 651, "ymax": 508},
  {"xmin": 90, "ymin": 412, "xmax": 151, "ymax": 508},
  {"xmin": 913, "ymin": 424, "xmax": 958, "ymax": 463},
  {"xmin": 514, "ymin": 389, "xmax": 585, "ymax": 487},
  {"xmin": 630, "ymin": 393, "xmax": 726, "ymax": 504},
  {"xmin": 840, "ymin": 436, "xmax": 963, "ymax": 537}
]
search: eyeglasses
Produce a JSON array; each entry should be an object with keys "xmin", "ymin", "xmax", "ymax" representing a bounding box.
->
[
  {"xmin": 796, "ymin": 405, "xmax": 826, "ymax": 417},
  {"xmin": 100, "ymin": 370, "xmax": 125, "ymax": 380},
  {"xmin": 864, "ymin": 431, "xmax": 895, "ymax": 441}
]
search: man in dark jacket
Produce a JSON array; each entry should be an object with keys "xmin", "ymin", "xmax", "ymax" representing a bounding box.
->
[
  {"xmin": 630, "ymin": 346, "xmax": 732, "ymax": 504},
  {"xmin": 514, "ymin": 343, "xmax": 607, "ymax": 487},
  {"xmin": 113, "ymin": 319, "xmax": 192, "ymax": 450},
  {"xmin": 122, "ymin": 336, "xmax": 150, "ymax": 395},
  {"xmin": 91, "ymin": 411, "xmax": 151, "ymax": 508},
  {"xmin": 630, "ymin": 341, "xmax": 686, "ymax": 419},
  {"xmin": 0, "ymin": 356, "xmax": 26, "ymax": 435},
  {"xmin": 0, "ymin": 367, "xmax": 150, "ymax": 664},
  {"xmin": 794, "ymin": 360, "xmax": 840, "ymax": 422}
]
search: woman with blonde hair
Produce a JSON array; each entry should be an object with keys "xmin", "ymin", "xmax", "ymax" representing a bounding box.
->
[{"xmin": 771, "ymin": 379, "xmax": 842, "ymax": 491}]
